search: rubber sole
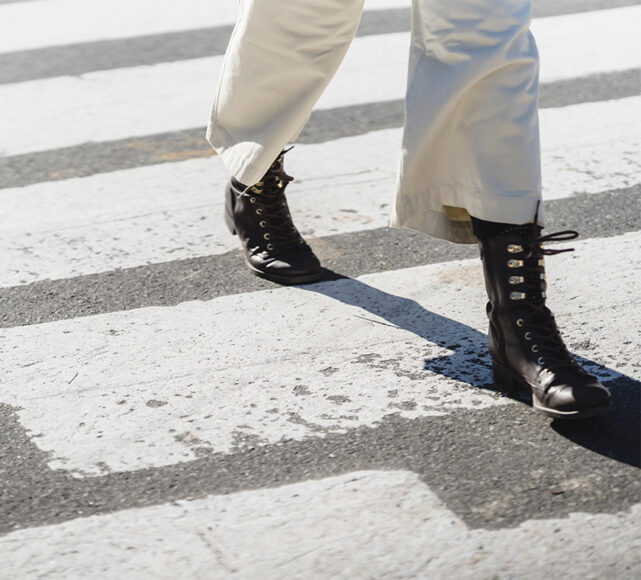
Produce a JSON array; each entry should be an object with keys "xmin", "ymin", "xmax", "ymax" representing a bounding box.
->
[
  {"xmin": 243, "ymin": 258, "xmax": 323, "ymax": 285},
  {"xmin": 492, "ymin": 361, "xmax": 612, "ymax": 420}
]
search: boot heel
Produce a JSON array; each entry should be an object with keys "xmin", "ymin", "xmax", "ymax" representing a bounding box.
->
[
  {"xmin": 224, "ymin": 183, "xmax": 237, "ymax": 235},
  {"xmin": 224, "ymin": 210, "xmax": 237, "ymax": 235},
  {"xmin": 492, "ymin": 361, "xmax": 517, "ymax": 392}
]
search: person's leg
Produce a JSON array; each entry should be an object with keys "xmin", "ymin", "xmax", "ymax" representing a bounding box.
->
[
  {"xmin": 208, "ymin": 0, "xmax": 365, "ymax": 187},
  {"xmin": 393, "ymin": 0, "xmax": 542, "ymax": 242},
  {"xmin": 396, "ymin": 0, "xmax": 610, "ymax": 418},
  {"xmin": 208, "ymin": 0, "xmax": 364, "ymax": 284}
]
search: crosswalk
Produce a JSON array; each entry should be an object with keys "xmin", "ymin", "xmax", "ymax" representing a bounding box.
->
[
  {"xmin": 1, "ymin": 0, "xmax": 640, "ymax": 577},
  {"xmin": 3, "ymin": 6, "xmax": 641, "ymax": 157},
  {"xmin": 2, "ymin": 97, "xmax": 640, "ymax": 287},
  {"xmin": 4, "ymin": 471, "xmax": 640, "ymax": 579}
]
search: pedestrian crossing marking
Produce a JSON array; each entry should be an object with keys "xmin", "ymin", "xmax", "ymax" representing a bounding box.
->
[
  {"xmin": 2, "ymin": 232, "xmax": 638, "ymax": 476},
  {"xmin": 0, "ymin": 0, "xmax": 240, "ymax": 54},
  {"xmin": 0, "ymin": 470, "xmax": 639, "ymax": 578}
]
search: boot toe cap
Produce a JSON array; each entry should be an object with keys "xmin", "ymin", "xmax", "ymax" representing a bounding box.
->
[
  {"xmin": 547, "ymin": 376, "xmax": 611, "ymax": 412},
  {"xmin": 265, "ymin": 257, "xmax": 320, "ymax": 277},
  {"xmin": 248, "ymin": 251, "xmax": 322, "ymax": 284}
]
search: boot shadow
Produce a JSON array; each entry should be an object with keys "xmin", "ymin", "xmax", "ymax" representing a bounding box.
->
[{"xmin": 303, "ymin": 268, "xmax": 640, "ymax": 468}]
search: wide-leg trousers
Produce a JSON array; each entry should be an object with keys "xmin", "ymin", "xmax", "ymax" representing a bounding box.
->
[{"xmin": 207, "ymin": 0, "xmax": 544, "ymax": 243}]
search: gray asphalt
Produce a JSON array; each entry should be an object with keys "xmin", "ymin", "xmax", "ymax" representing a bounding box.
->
[{"xmin": 1, "ymin": 0, "xmax": 639, "ymax": 549}]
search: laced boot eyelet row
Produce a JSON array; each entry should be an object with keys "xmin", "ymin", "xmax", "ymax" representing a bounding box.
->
[{"xmin": 224, "ymin": 148, "xmax": 321, "ymax": 284}]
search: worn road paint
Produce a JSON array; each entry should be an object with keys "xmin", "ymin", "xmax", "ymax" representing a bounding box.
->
[
  {"xmin": 0, "ymin": 470, "xmax": 638, "ymax": 579},
  {"xmin": 2, "ymin": 97, "xmax": 639, "ymax": 287},
  {"xmin": 0, "ymin": 0, "xmax": 410, "ymax": 54},
  {"xmin": 0, "ymin": 0, "xmax": 238, "ymax": 54},
  {"xmin": 2, "ymin": 232, "xmax": 639, "ymax": 475}
]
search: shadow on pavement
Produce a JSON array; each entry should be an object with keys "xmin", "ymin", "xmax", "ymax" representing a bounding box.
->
[{"xmin": 304, "ymin": 268, "xmax": 641, "ymax": 469}]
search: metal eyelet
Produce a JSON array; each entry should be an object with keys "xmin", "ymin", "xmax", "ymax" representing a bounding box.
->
[
  {"xmin": 516, "ymin": 319, "xmax": 525, "ymax": 327},
  {"xmin": 509, "ymin": 276, "xmax": 524, "ymax": 285},
  {"xmin": 507, "ymin": 244, "xmax": 523, "ymax": 253},
  {"xmin": 538, "ymin": 259, "xmax": 545, "ymax": 267},
  {"xmin": 266, "ymin": 243, "xmax": 274, "ymax": 250},
  {"xmin": 263, "ymin": 233, "xmax": 271, "ymax": 240},
  {"xmin": 255, "ymin": 208, "xmax": 263, "ymax": 215},
  {"xmin": 537, "ymin": 357, "xmax": 545, "ymax": 365},
  {"xmin": 259, "ymin": 220, "xmax": 267, "ymax": 228},
  {"xmin": 531, "ymin": 345, "xmax": 539, "ymax": 353},
  {"xmin": 524, "ymin": 332, "xmax": 532, "ymax": 340},
  {"xmin": 510, "ymin": 292, "xmax": 526, "ymax": 300},
  {"xmin": 540, "ymin": 273, "xmax": 546, "ymax": 280},
  {"xmin": 508, "ymin": 259, "xmax": 524, "ymax": 268},
  {"xmin": 250, "ymin": 197, "xmax": 256, "ymax": 204}
]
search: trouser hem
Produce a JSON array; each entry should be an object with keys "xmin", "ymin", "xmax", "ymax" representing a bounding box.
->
[{"xmin": 391, "ymin": 184, "xmax": 543, "ymax": 244}]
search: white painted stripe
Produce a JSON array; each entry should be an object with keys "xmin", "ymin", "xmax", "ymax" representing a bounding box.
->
[
  {"xmin": 2, "ymin": 232, "xmax": 638, "ymax": 476},
  {"xmin": 0, "ymin": 0, "xmax": 237, "ymax": 54},
  {"xmin": 0, "ymin": 0, "xmax": 408, "ymax": 54},
  {"xmin": 1, "ymin": 471, "xmax": 639, "ymax": 578},
  {"xmin": 1, "ymin": 6, "xmax": 639, "ymax": 157},
  {"xmin": 1, "ymin": 97, "xmax": 639, "ymax": 288},
  {"xmin": 531, "ymin": 7, "xmax": 641, "ymax": 82},
  {"xmin": 540, "ymin": 97, "xmax": 641, "ymax": 198}
]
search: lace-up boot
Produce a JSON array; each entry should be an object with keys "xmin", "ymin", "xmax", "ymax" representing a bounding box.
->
[
  {"xmin": 478, "ymin": 222, "xmax": 611, "ymax": 419},
  {"xmin": 224, "ymin": 149, "xmax": 321, "ymax": 284}
]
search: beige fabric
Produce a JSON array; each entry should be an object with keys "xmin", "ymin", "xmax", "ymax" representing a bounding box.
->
[{"xmin": 207, "ymin": 0, "xmax": 544, "ymax": 244}]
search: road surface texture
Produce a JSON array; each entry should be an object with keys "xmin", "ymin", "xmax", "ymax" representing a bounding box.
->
[{"xmin": 0, "ymin": 0, "xmax": 640, "ymax": 578}]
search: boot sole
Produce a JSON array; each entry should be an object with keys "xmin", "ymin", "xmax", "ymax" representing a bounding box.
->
[
  {"xmin": 244, "ymin": 260, "xmax": 323, "ymax": 285},
  {"xmin": 492, "ymin": 361, "xmax": 612, "ymax": 421},
  {"xmin": 226, "ymin": 209, "xmax": 322, "ymax": 285}
]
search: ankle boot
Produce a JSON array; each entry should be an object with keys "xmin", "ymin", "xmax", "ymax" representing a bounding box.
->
[
  {"xmin": 478, "ymin": 222, "xmax": 611, "ymax": 420},
  {"xmin": 224, "ymin": 149, "xmax": 322, "ymax": 284}
]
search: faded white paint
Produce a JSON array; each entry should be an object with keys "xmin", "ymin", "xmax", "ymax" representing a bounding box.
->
[
  {"xmin": 0, "ymin": 471, "xmax": 639, "ymax": 579},
  {"xmin": 2, "ymin": 97, "xmax": 640, "ymax": 287},
  {"xmin": 0, "ymin": 0, "xmax": 239, "ymax": 54},
  {"xmin": 2, "ymin": 232, "xmax": 639, "ymax": 476},
  {"xmin": 540, "ymin": 97, "xmax": 641, "ymax": 197},
  {"xmin": 531, "ymin": 6, "xmax": 641, "ymax": 82},
  {"xmin": 1, "ymin": 7, "xmax": 639, "ymax": 157},
  {"xmin": 0, "ymin": 0, "xmax": 408, "ymax": 54}
]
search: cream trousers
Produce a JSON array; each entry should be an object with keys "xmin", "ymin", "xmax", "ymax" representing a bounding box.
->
[{"xmin": 207, "ymin": 0, "xmax": 544, "ymax": 243}]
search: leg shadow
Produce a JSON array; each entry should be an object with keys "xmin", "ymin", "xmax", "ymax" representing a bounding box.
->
[{"xmin": 302, "ymin": 269, "xmax": 640, "ymax": 468}]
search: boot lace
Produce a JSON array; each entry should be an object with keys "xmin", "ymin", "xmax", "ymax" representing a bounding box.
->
[
  {"xmin": 511, "ymin": 209, "xmax": 580, "ymax": 370},
  {"xmin": 240, "ymin": 148, "xmax": 305, "ymax": 250}
]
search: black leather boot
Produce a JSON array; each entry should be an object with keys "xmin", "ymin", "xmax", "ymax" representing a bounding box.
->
[
  {"xmin": 478, "ymin": 221, "xmax": 611, "ymax": 420},
  {"xmin": 224, "ymin": 149, "xmax": 322, "ymax": 284}
]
